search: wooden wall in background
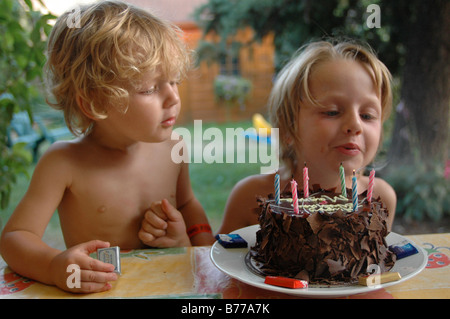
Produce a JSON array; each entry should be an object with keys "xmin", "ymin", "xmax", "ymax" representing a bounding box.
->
[{"xmin": 177, "ymin": 25, "xmax": 275, "ymax": 124}]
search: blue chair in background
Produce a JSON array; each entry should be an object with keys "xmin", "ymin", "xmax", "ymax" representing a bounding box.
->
[{"xmin": 6, "ymin": 111, "xmax": 72, "ymax": 162}]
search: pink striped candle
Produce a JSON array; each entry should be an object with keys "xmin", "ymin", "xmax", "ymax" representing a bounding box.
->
[
  {"xmin": 303, "ymin": 163, "xmax": 309, "ymax": 198},
  {"xmin": 291, "ymin": 178, "xmax": 299, "ymax": 214},
  {"xmin": 352, "ymin": 170, "xmax": 358, "ymax": 212},
  {"xmin": 367, "ymin": 169, "xmax": 375, "ymax": 203}
]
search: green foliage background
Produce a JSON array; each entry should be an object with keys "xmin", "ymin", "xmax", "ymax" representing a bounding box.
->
[{"xmin": 0, "ymin": 0, "xmax": 55, "ymax": 209}]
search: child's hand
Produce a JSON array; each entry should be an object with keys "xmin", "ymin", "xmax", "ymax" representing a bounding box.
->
[
  {"xmin": 49, "ymin": 240, "xmax": 118, "ymax": 293},
  {"xmin": 139, "ymin": 199, "xmax": 190, "ymax": 247}
]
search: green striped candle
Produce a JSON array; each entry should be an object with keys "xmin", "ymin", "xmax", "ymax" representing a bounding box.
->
[{"xmin": 339, "ymin": 163, "xmax": 347, "ymax": 197}]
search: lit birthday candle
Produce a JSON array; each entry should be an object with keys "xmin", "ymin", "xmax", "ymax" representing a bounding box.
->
[
  {"xmin": 352, "ymin": 170, "xmax": 358, "ymax": 212},
  {"xmin": 339, "ymin": 163, "xmax": 347, "ymax": 197},
  {"xmin": 274, "ymin": 172, "xmax": 280, "ymax": 205},
  {"xmin": 291, "ymin": 177, "xmax": 299, "ymax": 214},
  {"xmin": 367, "ymin": 169, "xmax": 375, "ymax": 203},
  {"xmin": 303, "ymin": 163, "xmax": 309, "ymax": 198}
]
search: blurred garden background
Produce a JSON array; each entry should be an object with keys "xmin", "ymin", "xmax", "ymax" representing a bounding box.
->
[{"xmin": 1, "ymin": 0, "xmax": 448, "ymax": 251}]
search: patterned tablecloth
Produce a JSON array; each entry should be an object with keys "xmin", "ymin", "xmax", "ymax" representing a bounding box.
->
[{"xmin": 1, "ymin": 233, "xmax": 449, "ymax": 299}]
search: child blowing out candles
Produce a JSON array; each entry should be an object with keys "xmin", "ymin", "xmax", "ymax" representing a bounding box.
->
[{"xmin": 218, "ymin": 39, "xmax": 397, "ymax": 234}]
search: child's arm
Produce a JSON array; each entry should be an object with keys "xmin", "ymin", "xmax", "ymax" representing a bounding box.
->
[
  {"xmin": 178, "ymin": 197, "xmax": 215, "ymax": 246},
  {"xmin": 176, "ymin": 161, "xmax": 215, "ymax": 246},
  {"xmin": 0, "ymin": 143, "xmax": 117, "ymax": 292}
]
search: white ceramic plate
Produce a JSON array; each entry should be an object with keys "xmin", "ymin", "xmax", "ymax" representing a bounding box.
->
[{"xmin": 210, "ymin": 225, "xmax": 428, "ymax": 298}]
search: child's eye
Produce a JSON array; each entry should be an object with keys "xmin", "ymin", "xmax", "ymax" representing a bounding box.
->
[
  {"xmin": 141, "ymin": 86, "xmax": 159, "ymax": 95},
  {"xmin": 323, "ymin": 110, "xmax": 339, "ymax": 117},
  {"xmin": 360, "ymin": 112, "xmax": 379, "ymax": 121},
  {"xmin": 360, "ymin": 103, "xmax": 381, "ymax": 121}
]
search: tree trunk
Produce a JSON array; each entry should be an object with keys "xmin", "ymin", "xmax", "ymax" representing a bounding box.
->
[{"xmin": 389, "ymin": 1, "xmax": 450, "ymax": 169}]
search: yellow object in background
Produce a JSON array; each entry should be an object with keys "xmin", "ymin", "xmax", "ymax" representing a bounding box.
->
[{"xmin": 252, "ymin": 113, "xmax": 272, "ymax": 135}]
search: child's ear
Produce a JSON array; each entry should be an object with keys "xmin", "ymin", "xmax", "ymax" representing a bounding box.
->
[
  {"xmin": 76, "ymin": 95, "xmax": 106, "ymax": 120},
  {"xmin": 284, "ymin": 134, "xmax": 294, "ymax": 147},
  {"xmin": 76, "ymin": 95, "xmax": 94, "ymax": 119}
]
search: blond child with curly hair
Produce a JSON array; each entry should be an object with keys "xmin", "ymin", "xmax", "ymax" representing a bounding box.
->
[
  {"xmin": 1, "ymin": 0, "xmax": 214, "ymax": 293},
  {"xmin": 218, "ymin": 39, "xmax": 396, "ymax": 234}
]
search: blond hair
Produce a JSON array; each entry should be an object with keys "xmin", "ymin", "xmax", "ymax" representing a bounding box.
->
[
  {"xmin": 44, "ymin": 0, "xmax": 192, "ymax": 136},
  {"xmin": 268, "ymin": 40, "xmax": 392, "ymax": 175}
]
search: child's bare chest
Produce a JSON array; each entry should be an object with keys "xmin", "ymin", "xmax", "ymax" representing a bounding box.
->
[
  {"xmin": 58, "ymin": 154, "xmax": 180, "ymax": 248},
  {"xmin": 71, "ymin": 157, "xmax": 179, "ymax": 210}
]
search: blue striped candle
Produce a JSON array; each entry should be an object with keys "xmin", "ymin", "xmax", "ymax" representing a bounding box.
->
[
  {"xmin": 352, "ymin": 170, "xmax": 357, "ymax": 212},
  {"xmin": 274, "ymin": 173, "xmax": 280, "ymax": 205}
]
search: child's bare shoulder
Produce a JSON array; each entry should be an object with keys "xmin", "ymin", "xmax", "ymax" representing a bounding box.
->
[
  {"xmin": 34, "ymin": 139, "xmax": 93, "ymax": 180},
  {"xmin": 373, "ymin": 177, "xmax": 397, "ymax": 229},
  {"xmin": 219, "ymin": 174, "xmax": 275, "ymax": 233},
  {"xmin": 20, "ymin": 140, "xmax": 84, "ymax": 204},
  {"xmin": 39, "ymin": 139, "xmax": 85, "ymax": 163},
  {"xmin": 233, "ymin": 173, "xmax": 275, "ymax": 195},
  {"xmin": 374, "ymin": 177, "xmax": 396, "ymax": 201},
  {"xmin": 227, "ymin": 174, "xmax": 276, "ymax": 210}
]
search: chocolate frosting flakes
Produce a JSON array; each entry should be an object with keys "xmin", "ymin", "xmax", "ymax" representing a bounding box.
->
[{"xmin": 250, "ymin": 185, "xmax": 396, "ymax": 284}]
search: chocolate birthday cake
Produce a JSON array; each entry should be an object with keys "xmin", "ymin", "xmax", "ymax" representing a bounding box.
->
[{"xmin": 249, "ymin": 185, "xmax": 396, "ymax": 284}]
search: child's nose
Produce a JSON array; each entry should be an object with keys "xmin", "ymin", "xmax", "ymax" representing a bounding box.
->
[
  {"xmin": 343, "ymin": 112, "xmax": 362, "ymax": 135},
  {"xmin": 162, "ymin": 83, "xmax": 180, "ymax": 108}
]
